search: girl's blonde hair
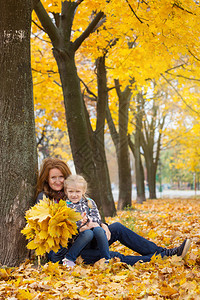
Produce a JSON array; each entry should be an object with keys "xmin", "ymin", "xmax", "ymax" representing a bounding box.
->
[{"xmin": 64, "ymin": 174, "xmax": 87, "ymax": 194}]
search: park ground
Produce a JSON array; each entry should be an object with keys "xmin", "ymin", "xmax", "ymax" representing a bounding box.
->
[{"xmin": 0, "ymin": 197, "xmax": 200, "ymax": 299}]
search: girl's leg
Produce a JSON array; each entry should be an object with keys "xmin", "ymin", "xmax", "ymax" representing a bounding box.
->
[
  {"xmin": 92, "ymin": 227, "xmax": 110, "ymax": 260},
  {"xmin": 47, "ymin": 246, "xmax": 68, "ymax": 263},
  {"xmin": 65, "ymin": 229, "xmax": 94, "ymax": 262},
  {"xmin": 108, "ymin": 222, "xmax": 165, "ymax": 256}
]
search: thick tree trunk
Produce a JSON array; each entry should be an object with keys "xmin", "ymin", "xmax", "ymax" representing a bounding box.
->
[
  {"xmin": 0, "ymin": 0, "xmax": 38, "ymax": 266},
  {"xmin": 35, "ymin": 1, "xmax": 116, "ymax": 217}
]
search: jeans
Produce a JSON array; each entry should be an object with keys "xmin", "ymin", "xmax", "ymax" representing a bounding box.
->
[
  {"xmin": 88, "ymin": 227, "xmax": 110, "ymax": 260},
  {"xmin": 48, "ymin": 226, "xmax": 110, "ymax": 263},
  {"xmin": 48, "ymin": 230, "xmax": 94, "ymax": 263},
  {"xmin": 80, "ymin": 222, "xmax": 167, "ymax": 266}
]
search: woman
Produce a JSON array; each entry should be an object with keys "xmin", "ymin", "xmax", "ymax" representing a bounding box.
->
[
  {"xmin": 36, "ymin": 157, "xmax": 191, "ymax": 267},
  {"xmin": 36, "ymin": 157, "xmax": 95, "ymax": 268},
  {"xmin": 36, "ymin": 157, "xmax": 71, "ymax": 202}
]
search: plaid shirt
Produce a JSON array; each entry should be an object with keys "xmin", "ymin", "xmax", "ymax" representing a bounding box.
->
[{"xmin": 66, "ymin": 197, "xmax": 102, "ymax": 229}]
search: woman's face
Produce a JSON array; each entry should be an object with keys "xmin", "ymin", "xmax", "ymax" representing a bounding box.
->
[{"xmin": 48, "ymin": 168, "xmax": 65, "ymax": 191}]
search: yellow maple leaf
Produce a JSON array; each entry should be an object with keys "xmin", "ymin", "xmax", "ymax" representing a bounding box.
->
[
  {"xmin": 21, "ymin": 197, "xmax": 81, "ymax": 256},
  {"xmin": 17, "ymin": 289, "xmax": 34, "ymax": 300}
]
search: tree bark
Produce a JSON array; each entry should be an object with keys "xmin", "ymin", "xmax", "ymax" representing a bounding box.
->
[
  {"xmin": 114, "ymin": 80, "xmax": 132, "ymax": 209},
  {"xmin": 129, "ymin": 92, "xmax": 146, "ymax": 203},
  {"xmin": 128, "ymin": 136, "xmax": 146, "ymax": 203},
  {"xmin": 34, "ymin": 0, "xmax": 116, "ymax": 217},
  {"xmin": 140, "ymin": 96, "xmax": 166, "ymax": 199},
  {"xmin": 0, "ymin": 0, "xmax": 38, "ymax": 266},
  {"xmin": 95, "ymin": 56, "xmax": 116, "ymax": 216}
]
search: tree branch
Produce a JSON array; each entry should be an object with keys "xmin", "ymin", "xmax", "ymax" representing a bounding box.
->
[
  {"xmin": 161, "ymin": 74, "xmax": 200, "ymax": 116},
  {"xmin": 34, "ymin": 1, "xmax": 60, "ymax": 47},
  {"xmin": 165, "ymin": 72, "xmax": 200, "ymax": 82},
  {"xmin": 73, "ymin": 11, "xmax": 105, "ymax": 51},
  {"xmin": 125, "ymin": 0, "xmax": 143, "ymax": 23},
  {"xmin": 188, "ymin": 49, "xmax": 200, "ymax": 62},
  {"xmin": 173, "ymin": 3, "xmax": 195, "ymax": 15},
  {"xmin": 80, "ymin": 78, "xmax": 97, "ymax": 100}
]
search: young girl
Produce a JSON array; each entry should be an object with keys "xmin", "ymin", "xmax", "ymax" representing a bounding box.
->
[{"xmin": 62, "ymin": 174, "xmax": 110, "ymax": 267}]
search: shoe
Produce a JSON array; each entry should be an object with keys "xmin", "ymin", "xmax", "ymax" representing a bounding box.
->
[
  {"xmin": 165, "ymin": 238, "xmax": 191, "ymax": 258},
  {"xmin": 62, "ymin": 258, "xmax": 76, "ymax": 268},
  {"xmin": 105, "ymin": 259, "xmax": 110, "ymax": 264}
]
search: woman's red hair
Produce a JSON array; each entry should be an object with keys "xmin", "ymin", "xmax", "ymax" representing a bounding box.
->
[{"xmin": 36, "ymin": 157, "xmax": 71, "ymax": 200}]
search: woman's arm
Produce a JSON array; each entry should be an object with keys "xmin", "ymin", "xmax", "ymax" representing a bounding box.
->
[{"xmin": 101, "ymin": 223, "xmax": 111, "ymax": 241}]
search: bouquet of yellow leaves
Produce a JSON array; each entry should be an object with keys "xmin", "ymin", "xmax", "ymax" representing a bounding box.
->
[{"xmin": 21, "ymin": 196, "xmax": 82, "ymax": 256}]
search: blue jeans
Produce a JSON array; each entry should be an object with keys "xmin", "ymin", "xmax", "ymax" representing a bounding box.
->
[
  {"xmin": 47, "ymin": 230, "xmax": 94, "ymax": 263},
  {"xmin": 88, "ymin": 227, "xmax": 110, "ymax": 260},
  {"xmin": 80, "ymin": 222, "xmax": 167, "ymax": 266},
  {"xmin": 47, "ymin": 227, "xmax": 110, "ymax": 263}
]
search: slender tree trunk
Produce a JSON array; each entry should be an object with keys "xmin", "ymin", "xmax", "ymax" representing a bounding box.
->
[
  {"xmin": 0, "ymin": 0, "xmax": 38, "ymax": 266},
  {"xmin": 95, "ymin": 56, "xmax": 116, "ymax": 216},
  {"xmin": 131, "ymin": 92, "xmax": 146, "ymax": 203},
  {"xmin": 115, "ymin": 80, "xmax": 132, "ymax": 209},
  {"xmin": 128, "ymin": 136, "xmax": 146, "ymax": 203},
  {"xmin": 141, "ymin": 98, "xmax": 165, "ymax": 200},
  {"xmin": 146, "ymin": 160, "xmax": 157, "ymax": 199}
]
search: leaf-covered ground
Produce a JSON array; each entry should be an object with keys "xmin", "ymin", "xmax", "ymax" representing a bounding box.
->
[{"xmin": 1, "ymin": 198, "xmax": 200, "ymax": 299}]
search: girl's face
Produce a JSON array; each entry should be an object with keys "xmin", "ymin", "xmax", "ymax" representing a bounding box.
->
[
  {"xmin": 65, "ymin": 183, "xmax": 85, "ymax": 203},
  {"xmin": 48, "ymin": 168, "xmax": 65, "ymax": 191}
]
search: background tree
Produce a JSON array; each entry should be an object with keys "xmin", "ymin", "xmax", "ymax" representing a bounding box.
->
[
  {"xmin": 0, "ymin": 0, "xmax": 38, "ymax": 266},
  {"xmin": 34, "ymin": 0, "xmax": 116, "ymax": 217},
  {"xmin": 32, "ymin": 0, "xmax": 200, "ymax": 208}
]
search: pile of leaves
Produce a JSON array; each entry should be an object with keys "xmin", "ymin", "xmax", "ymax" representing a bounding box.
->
[
  {"xmin": 21, "ymin": 197, "xmax": 81, "ymax": 255},
  {"xmin": 0, "ymin": 198, "xmax": 200, "ymax": 299}
]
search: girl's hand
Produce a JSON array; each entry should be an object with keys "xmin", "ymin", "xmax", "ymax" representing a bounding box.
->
[
  {"xmin": 87, "ymin": 221, "xmax": 99, "ymax": 228},
  {"xmin": 79, "ymin": 221, "xmax": 99, "ymax": 232},
  {"xmin": 81, "ymin": 212, "xmax": 88, "ymax": 225}
]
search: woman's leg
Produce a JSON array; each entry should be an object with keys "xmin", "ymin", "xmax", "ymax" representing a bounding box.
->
[
  {"xmin": 80, "ymin": 248, "xmax": 154, "ymax": 265},
  {"xmin": 109, "ymin": 251, "xmax": 155, "ymax": 265},
  {"xmin": 108, "ymin": 222, "xmax": 165, "ymax": 256},
  {"xmin": 92, "ymin": 227, "xmax": 110, "ymax": 260},
  {"xmin": 65, "ymin": 229, "xmax": 94, "ymax": 262},
  {"xmin": 80, "ymin": 248, "xmax": 101, "ymax": 264}
]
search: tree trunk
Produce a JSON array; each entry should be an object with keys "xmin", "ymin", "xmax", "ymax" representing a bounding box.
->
[
  {"xmin": 0, "ymin": 0, "xmax": 38, "ymax": 266},
  {"xmin": 129, "ymin": 137, "xmax": 146, "ymax": 203},
  {"xmin": 140, "ymin": 96, "xmax": 165, "ymax": 200},
  {"xmin": 34, "ymin": 1, "xmax": 116, "ymax": 217},
  {"xmin": 95, "ymin": 56, "xmax": 116, "ymax": 216},
  {"xmin": 130, "ymin": 92, "xmax": 146, "ymax": 203},
  {"xmin": 146, "ymin": 161, "xmax": 157, "ymax": 199},
  {"xmin": 115, "ymin": 80, "xmax": 132, "ymax": 210}
]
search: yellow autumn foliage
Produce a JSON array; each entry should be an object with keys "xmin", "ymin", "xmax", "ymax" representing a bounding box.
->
[
  {"xmin": 21, "ymin": 197, "xmax": 81, "ymax": 256},
  {"xmin": 1, "ymin": 199, "xmax": 200, "ymax": 299}
]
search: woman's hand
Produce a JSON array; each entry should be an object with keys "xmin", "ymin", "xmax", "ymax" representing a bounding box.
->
[{"xmin": 101, "ymin": 223, "xmax": 111, "ymax": 241}]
